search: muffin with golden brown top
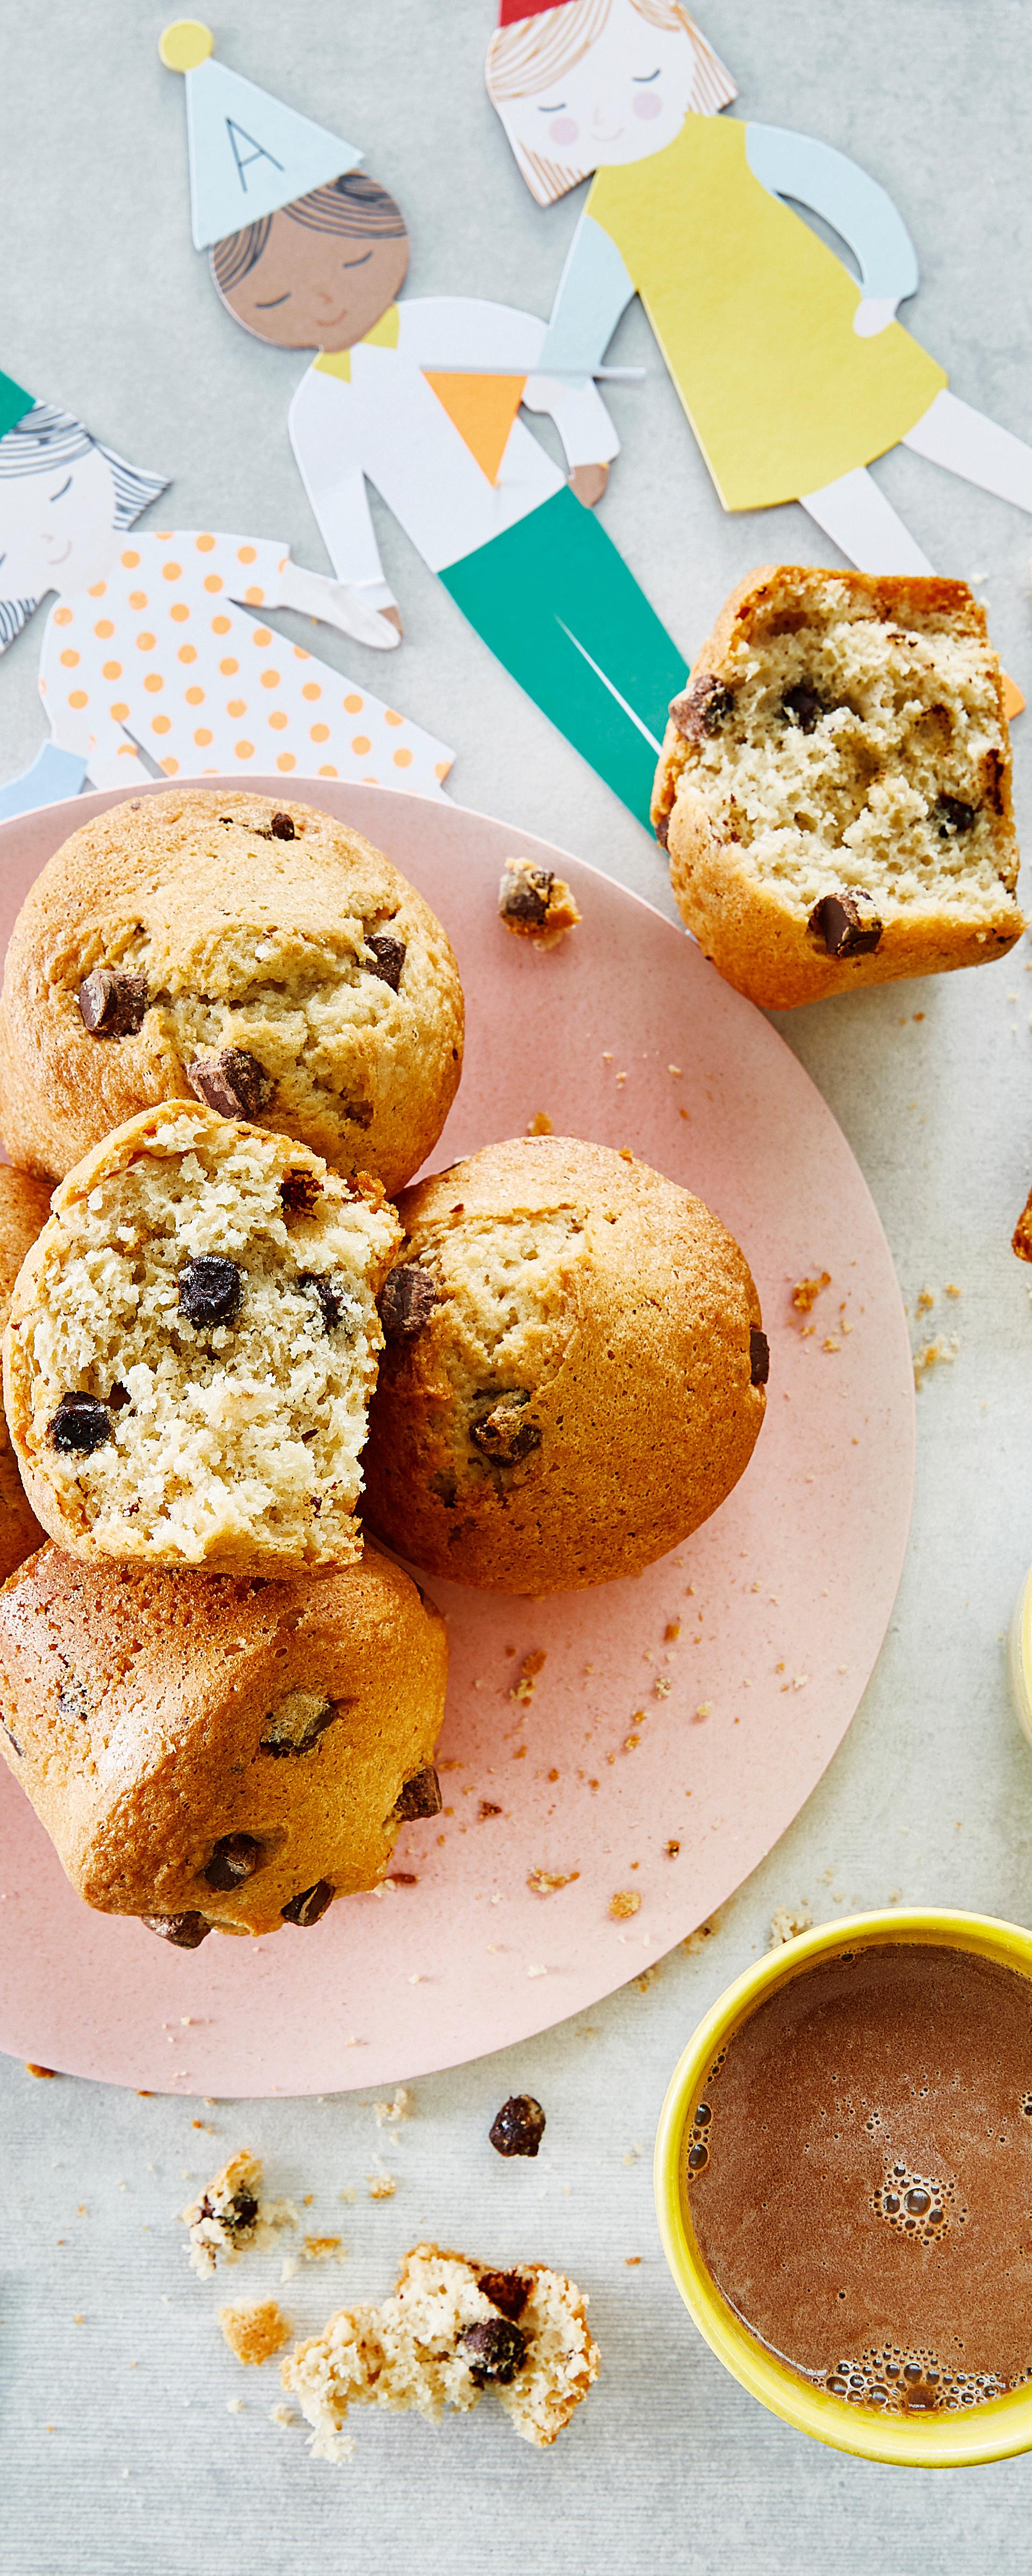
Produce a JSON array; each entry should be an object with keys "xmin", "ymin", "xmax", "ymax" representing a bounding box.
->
[
  {"xmin": 0, "ymin": 1165, "xmax": 52, "ymax": 1581},
  {"xmin": 362, "ymin": 1135, "xmax": 766, "ymax": 1595},
  {"xmin": 3, "ymin": 1102, "xmax": 400, "ymax": 1576},
  {"xmin": 0, "ymin": 1542, "xmax": 447, "ymax": 1941},
  {"xmin": 0, "ymin": 788, "xmax": 463, "ymax": 1192}
]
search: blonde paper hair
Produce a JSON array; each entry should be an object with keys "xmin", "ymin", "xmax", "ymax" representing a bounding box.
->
[{"xmin": 486, "ymin": 0, "xmax": 736, "ymax": 205}]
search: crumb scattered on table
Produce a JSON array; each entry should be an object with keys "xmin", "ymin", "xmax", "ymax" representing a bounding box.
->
[
  {"xmin": 220, "ymin": 2300, "xmax": 292, "ymax": 2367},
  {"xmin": 769, "ymin": 1903, "xmax": 813, "ymax": 1948},
  {"xmin": 526, "ymin": 1111, "xmax": 553, "ymax": 1135},
  {"xmin": 913, "ymin": 1333, "xmax": 959, "ymax": 1385},
  {"xmin": 368, "ymin": 2174, "xmax": 397, "ymax": 2200},
  {"xmin": 498, "ymin": 858, "xmax": 581, "ymax": 947},
  {"xmin": 182, "ymin": 2151, "xmax": 296, "ymax": 2275}
]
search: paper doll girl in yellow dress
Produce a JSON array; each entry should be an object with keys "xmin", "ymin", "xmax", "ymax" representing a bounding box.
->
[{"xmin": 486, "ymin": 0, "xmax": 1032, "ymax": 576}]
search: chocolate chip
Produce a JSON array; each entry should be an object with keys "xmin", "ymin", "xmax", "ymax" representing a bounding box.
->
[
  {"xmin": 470, "ymin": 1396, "xmax": 541, "ymax": 1465},
  {"xmin": 749, "ymin": 1326, "xmax": 770, "ymax": 1387},
  {"xmin": 187, "ymin": 1047, "xmax": 273, "ymax": 1121},
  {"xmin": 459, "ymin": 2317, "xmax": 527, "ymax": 2385},
  {"xmin": 143, "ymin": 1912, "xmax": 211, "ymax": 1948},
  {"xmin": 489, "ymin": 2094, "xmax": 546, "ymax": 2158},
  {"xmin": 379, "ymin": 1264, "xmax": 436, "ymax": 1340},
  {"xmin": 669, "ymin": 673, "xmax": 733, "ymax": 743},
  {"xmin": 281, "ymin": 1880, "xmax": 334, "ymax": 1926},
  {"xmin": 281, "ymin": 1168, "xmax": 322, "ymax": 1217},
  {"xmin": 260, "ymin": 1700, "xmax": 338, "ymax": 1758},
  {"xmin": 499, "ymin": 864, "xmax": 552, "ymax": 926},
  {"xmin": 299, "ymin": 1272, "xmax": 345, "ymax": 1332},
  {"xmin": 365, "ymin": 931, "xmax": 406, "ymax": 990},
  {"xmin": 782, "ymin": 682, "xmax": 826, "ymax": 732},
  {"xmin": 475, "ymin": 2270, "xmax": 531, "ymax": 2323},
  {"xmin": 391, "ymin": 1766, "xmax": 442, "ymax": 1822},
  {"xmin": 76, "ymin": 968, "xmax": 148, "ymax": 1037},
  {"xmin": 807, "ymin": 889, "xmax": 883, "ymax": 959},
  {"xmin": 203, "ymin": 1832, "xmax": 262, "ymax": 1892},
  {"xmin": 49, "ymin": 1393, "xmax": 113, "ymax": 1455},
  {"xmin": 654, "ymin": 810, "xmax": 670, "ymax": 850},
  {"xmin": 177, "ymin": 1255, "xmax": 242, "ymax": 1329},
  {"xmin": 270, "ymin": 810, "xmax": 296, "ymax": 840},
  {"xmin": 935, "ymin": 794, "xmax": 976, "ymax": 837}
]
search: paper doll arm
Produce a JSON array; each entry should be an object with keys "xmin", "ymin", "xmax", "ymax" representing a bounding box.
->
[
  {"xmin": 288, "ymin": 369, "xmax": 400, "ymax": 618},
  {"xmin": 745, "ymin": 125, "xmax": 919, "ymax": 330},
  {"xmin": 520, "ymin": 372, "xmax": 621, "ymax": 469},
  {"xmin": 267, "ymin": 559, "xmax": 399, "ymax": 651},
  {"xmin": 534, "ymin": 214, "xmax": 636, "ymax": 384}
]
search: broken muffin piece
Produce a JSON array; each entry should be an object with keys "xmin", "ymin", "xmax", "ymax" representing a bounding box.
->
[
  {"xmin": 651, "ymin": 566, "xmax": 1022, "ymax": 1008},
  {"xmin": 281, "ymin": 2242, "xmax": 599, "ymax": 2452},
  {"xmin": 183, "ymin": 2152, "xmax": 296, "ymax": 2275},
  {"xmin": 498, "ymin": 859, "xmax": 581, "ymax": 950}
]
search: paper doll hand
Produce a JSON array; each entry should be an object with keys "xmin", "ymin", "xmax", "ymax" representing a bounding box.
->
[
  {"xmin": 569, "ymin": 463, "xmax": 609, "ymax": 509},
  {"xmin": 379, "ymin": 605, "xmax": 404, "ymax": 638},
  {"xmin": 271, "ymin": 560, "xmax": 400, "ymax": 651},
  {"xmin": 853, "ymin": 296, "xmax": 899, "ymax": 338}
]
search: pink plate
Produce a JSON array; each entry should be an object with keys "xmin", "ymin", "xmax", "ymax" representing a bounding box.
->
[{"xmin": 0, "ymin": 780, "xmax": 913, "ymax": 2094}]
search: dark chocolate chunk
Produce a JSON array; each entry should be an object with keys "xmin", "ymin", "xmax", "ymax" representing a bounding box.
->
[
  {"xmin": 458, "ymin": 2318, "xmax": 527, "ymax": 2385},
  {"xmin": 203, "ymin": 1832, "xmax": 262, "ymax": 1892},
  {"xmin": 470, "ymin": 1395, "xmax": 541, "ymax": 1465},
  {"xmin": 270, "ymin": 810, "xmax": 296, "ymax": 840},
  {"xmin": 260, "ymin": 1698, "xmax": 338, "ymax": 1758},
  {"xmin": 49, "ymin": 1393, "xmax": 113, "ymax": 1455},
  {"xmin": 281, "ymin": 1168, "xmax": 322, "ymax": 1217},
  {"xmin": 476, "ymin": 2270, "xmax": 531, "ymax": 2323},
  {"xmin": 391, "ymin": 1765, "xmax": 442, "ymax": 1822},
  {"xmin": 143, "ymin": 1911, "xmax": 211, "ymax": 1949},
  {"xmin": 749, "ymin": 1326, "xmax": 770, "ymax": 1387},
  {"xmin": 365, "ymin": 931, "xmax": 407, "ymax": 990},
  {"xmin": 654, "ymin": 810, "xmax": 670, "ymax": 850},
  {"xmin": 669, "ymin": 673, "xmax": 733, "ymax": 743},
  {"xmin": 934, "ymin": 794, "xmax": 976, "ymax": 838},
  {"xmin": 299, "ymin": 1272, "xmax": 345, "ymax": 1332},
  {"xmin": 489, "ymin": 2094, "xmax": 546, "ymax": 2159},
  {"xmin": 281, "ymin": 1879, "xmax": 334, "ymax": 1927},
  {"xmin": 807, "ymin": 889, "xmax": 883, "ymax": 959},
  {"xmin": 76, "ymin": 967, "xmax": 148, "ymax": 1038},
  {"xmin": 499, "ymin": 864, "xmax": 552, "ymax": 926},
  {"xmin": 187, "ymin": 1047, "xmax": 273, "ymax": 1121},
  {"xmin": 782, "ymin": 682, "xmax": 826, "ymax": 733},
  {"xmin": 177, "ymin": 1255, "xmax": 242, "ymax": 1329},
  {"xmin": 379, "ymin": 1264, "xmax": 436, "ymax": 1340}
]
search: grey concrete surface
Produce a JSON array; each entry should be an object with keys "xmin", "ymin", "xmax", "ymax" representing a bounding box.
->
[{"xmin": 1, "ymin": 4, "xmax": 1031, "ymax": 2570}]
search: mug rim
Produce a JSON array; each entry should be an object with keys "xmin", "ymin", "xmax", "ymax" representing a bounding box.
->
[{"xmin": 653, "ymin": 1906, "xmax": 1032, "ymax": 2467}]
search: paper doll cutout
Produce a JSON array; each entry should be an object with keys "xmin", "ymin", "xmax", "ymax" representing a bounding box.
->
[
  {"xmin": 163, "ymin": 27, "xmax": 686, "ymax": 823},
  {"xmin": 0, "ymin": 400, "xmax": 453, "ymax": 819},
  {"xmin": 485, "ymin": 0, "xmax": 1032, "ymax": 628}
]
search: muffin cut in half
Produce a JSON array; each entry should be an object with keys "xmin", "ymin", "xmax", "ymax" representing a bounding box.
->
[
  {"xmin": 363, "ymin": 1134, "xmax": 766, "ymax": 1595},
  {"xmin": 651, "ymin": 567, "xmax": 1022, "ymax": 1008},
  {"xmin": 0, "ymin": 788, "xmax": 464, "ymax": 1193},
  {"xmin": 0, "ymin": 1165, "xmax": 53, "ymax": 1582},
  {"xmin": 0, "ymin": 1543, "xmax": 447, "ymax": 1939},
  {"xmin": 3, "ymin": 1104, "xmax": 400, "ymax": 1573}
]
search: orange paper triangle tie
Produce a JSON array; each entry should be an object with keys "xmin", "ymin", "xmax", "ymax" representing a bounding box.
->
[{"xmin": 422, "ymin": 371, "xmax": 526, "ymax": 484}]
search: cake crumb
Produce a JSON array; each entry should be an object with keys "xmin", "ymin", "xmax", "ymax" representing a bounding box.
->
[
  {"xmin": 269, "ymin": 2403, "xmax": 297, "ymax": 2428},
  {"xmin": 945, "ymin": 1282, "xmax": 962, "ymax": 1298},
  {"xmin": 305, "ymin": 2237, "xmax": 345, "ymax": 2263},
  {"xmin": 769, "ymin": 1903, "xmax": 813, "ymax": 1948},
  {"xmin": 609, "ymin": 1890, "xmax": 641, "ymax": 1920},
  {"xmin": 914, "ymin": 1333, "xmax": 959, "ymax": 1384},
  {"xmin": 917, "ymin": 1286, "xmax": 935, "ymax": 1311},
  {"xmin": 526, "ymin": 1111, "xmax": 554, "ymax": 1135},
  {"xmin": 368, "ymin": 2174, "xmax": 397, "ymax": 2200},
  {"xmin": 182, "ymin": 2151, "xmax": 296, "ymax": 2275},
  {"xmin": 498, "ymin": 858, "xmax": 581, "ymax": 947},
  {"xmin": 792, "ymin": 1272, "xmax": 830, "ymax": 1315},
  {"xmin": 226, "ymin": 2396, "xmax": 244, "ymax": 2415},
  {"xmin": 527, "ymin": 1868, "xmax": 579, "ymax": 1896},
  {"xmin": 510, "ymin": 1649, "xmax": 547, "ymax": 1706},
  {"xmin": 219, "ymin": 2299, "xmax": 293, "ymax": 2367},
  {"xmin": 374, "ymin": 2087, "xmax": 413, "ymax": 2128}
]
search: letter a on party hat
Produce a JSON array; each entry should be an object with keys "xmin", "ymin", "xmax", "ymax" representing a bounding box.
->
[{"xmin": 159, "ymin": 20, "xmax": 363, "ymax": 249}]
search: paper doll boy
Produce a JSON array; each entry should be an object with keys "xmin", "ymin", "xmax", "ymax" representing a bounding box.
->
[
  {"xmin": 485, "ymin": 0, "xmax": 1032, "ymax": 578},
  {"xmin": 163, "ymin": 22, "xmax": 687, "ymax": 823},
  {"xmin": 0, "ymin": 372, "xmax": 452, "ymax": 820}
]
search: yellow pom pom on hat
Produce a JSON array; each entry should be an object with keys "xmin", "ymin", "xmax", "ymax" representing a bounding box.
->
[{"xmin": 159, "ymin": 22, "xmax": 363, "ymax": 251}]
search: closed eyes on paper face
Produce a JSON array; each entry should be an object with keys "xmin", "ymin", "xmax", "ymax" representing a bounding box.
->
[{"xmin": 486, "ymin": 0, "xmax": 735, "ymax": 203}]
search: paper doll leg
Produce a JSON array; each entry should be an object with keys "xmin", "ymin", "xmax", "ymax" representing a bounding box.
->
[
  {"xmin": 440, "ymin": 489, "xmax": 685, "ymax": 824},
  {"xmin": 800, "ymin": 466, "xmax": 934, "ymax": 574},
  {"xmin": 902, "ymin": 390, "xmax": 1032, "ymax": 513}
]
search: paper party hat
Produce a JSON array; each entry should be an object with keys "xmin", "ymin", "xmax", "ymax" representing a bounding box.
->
[{"xmin": 159, "ymin": 22, "xmax": 363, "ymax": 250}]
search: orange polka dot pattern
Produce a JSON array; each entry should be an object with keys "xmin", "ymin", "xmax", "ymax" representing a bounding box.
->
[{"xmin": 38, "ymin": 532, "xmax": 453, "ymax": 796}]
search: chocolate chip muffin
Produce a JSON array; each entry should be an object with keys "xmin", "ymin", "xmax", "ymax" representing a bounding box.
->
[
  {"xmin": 0, "ymin": 1542, "xmax": 447, "ymax": 1940},
  {"xmin": 283, "ymin": 2243, "xmax": 600, "ymax": 2451},
  {"xmin": 362, "ymin": 1135, "xmax": 766, "ymax": 1594},
  {"xmin": 651, "ymin": 567, "xmax": 1022, "ymax": 1008},
  {"xmin": 0, "ymin": 1165, "xmax": 52, "ymax": 1581},
  {"xmin": 3, "ymin": 1103, "xmax": 401, "ymax": 1574},
  {"xmin": 0, "ymin": 789, "xmax": 464, "ymax": 1192}
]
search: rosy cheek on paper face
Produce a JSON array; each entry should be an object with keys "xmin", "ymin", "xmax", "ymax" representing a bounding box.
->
[
  {"xmin": 633, "ymin": 89, "xmax": 663, "ymax": 120},
  {"xmin": 549, "ymin": 116, "xmax": 578, "ymax": 144}
]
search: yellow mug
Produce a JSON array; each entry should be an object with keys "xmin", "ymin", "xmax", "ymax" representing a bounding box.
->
[{"xmin": 654, "ymin": 1907, "xmax": 1032, "ymax": 2467}]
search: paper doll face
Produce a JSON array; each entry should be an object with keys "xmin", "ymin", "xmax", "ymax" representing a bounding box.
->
[
  {"xmin": 214, "ymin": 205, "xmax": 410, "ymax": 351},
  {"xmin": 0, "ymin": 444, "xmax": 119, "ymax": 598},
  {"xmin": 497, "ymin": 13, "xmax": 697, "ymax": 174}
]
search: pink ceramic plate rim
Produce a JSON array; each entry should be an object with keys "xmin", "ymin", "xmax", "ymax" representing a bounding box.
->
[{"xmin": 0, "ymin": 779, "xmax": 914, "ymax": 2094}]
